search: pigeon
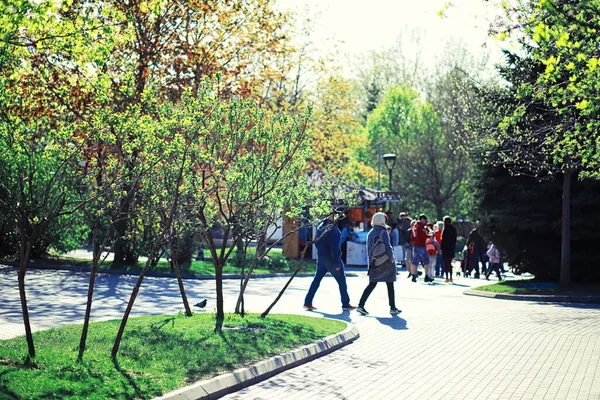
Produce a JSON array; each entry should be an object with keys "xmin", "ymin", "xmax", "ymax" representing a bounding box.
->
[{"xmin": 194, "ymin": 299, "xmax": 207, "ymax": 308}]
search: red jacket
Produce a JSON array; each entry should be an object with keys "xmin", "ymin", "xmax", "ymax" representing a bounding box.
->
[{"xmin": 411, "ymin": 221, "xmax": 428, "ymax": 247}]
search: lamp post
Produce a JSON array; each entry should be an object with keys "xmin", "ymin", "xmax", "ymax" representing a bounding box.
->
[{"xmin": 383, "ymin": 153, "xmax": 397, "ymax": 191}]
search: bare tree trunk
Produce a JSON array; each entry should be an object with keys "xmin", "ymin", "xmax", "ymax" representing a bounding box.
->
[
  {"xmin": 78, "ymin": 231, "xmax": 99, "ymax": 361},
  {"xmin": 215, "ymin": 262, "xmax": 224, "ymax": 331},
  {"xmin": 560, "ymin": 168, "xmax": 573, "ymax": 287},
  {"xmin": 171, "ymin": 255, "xmax": 192, "ymax": 317},
  {"xmin": 261, "ymin": 245, "xmax": 310, "ymax": 319},
  {"xmin": 112, "ymin": 243, "xmax": 161, "ymax": 359},
  {"xmin": 235, "ymin": 238, "xmax": 262, "ymax": 315},
  {"xmin": 18, "ymin": 237, "xmax": 35, "ymax": 359}
]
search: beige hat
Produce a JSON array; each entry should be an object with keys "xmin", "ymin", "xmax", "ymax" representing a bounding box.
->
[{"xmin": 372, "ymin": 212, "xmax": 389, "ymax": 229}]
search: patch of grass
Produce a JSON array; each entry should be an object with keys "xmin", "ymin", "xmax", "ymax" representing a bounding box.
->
[
  {"xmin": 0, "ymin": 313, "xmax": 345, "ymax": 400},
  {"xmin": 474, "ymin": 280, "xmax": 600, "ymax": 295},
  {"xmin": 20, "ymin": 247, "xmax": 317, "ymax": 275}
]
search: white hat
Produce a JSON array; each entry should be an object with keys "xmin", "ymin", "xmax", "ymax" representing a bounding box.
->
[{"xmin": 372, "ymin": 212, "xmax": 389, "ymax": 228}]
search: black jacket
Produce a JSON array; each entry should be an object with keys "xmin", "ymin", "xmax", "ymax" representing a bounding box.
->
[{"xmin": 441, "ymin": 224, "xmax": 457, "ymax": 256}]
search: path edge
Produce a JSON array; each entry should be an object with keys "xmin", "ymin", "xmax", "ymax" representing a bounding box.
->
[
  {"xmin": 464, "ymin": 288, "xmax": 600, "ymax": 304},
  {"xmin": 156, "ymin": 321, "xmax": 359, "ymax": 400}
]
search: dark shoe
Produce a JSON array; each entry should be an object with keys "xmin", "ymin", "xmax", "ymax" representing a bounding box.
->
[
  {"xmin": 412, "ymin": 276, "xmax": 417, "ymax": 283},
  {"xmin": 342, "ymin": 305, "xmax": 357, "ymax": 311},
  {"xmin": 407, "ymin": 272, "xmax": 412, "ymax": 279},
  {"xmin": 357, "ymin": 306, "xmax": 369, "ymax": 315},
  {"xmin": 390, "ymin": 307, "xmax": 402, "ymax": 315},
  {"xmin": 303, "ymin": 304, "xmax": 317, "ymax": 311}
]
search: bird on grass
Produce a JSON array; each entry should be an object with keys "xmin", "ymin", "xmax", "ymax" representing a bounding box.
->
[{"xmin": 194, "ymin": 299, "xmax": 207, "ymax": 308}]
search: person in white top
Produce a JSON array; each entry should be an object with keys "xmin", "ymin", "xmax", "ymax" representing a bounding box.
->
[{"xmin": 485, "ymin": 243, "xmax": 503, "ymax": 281}]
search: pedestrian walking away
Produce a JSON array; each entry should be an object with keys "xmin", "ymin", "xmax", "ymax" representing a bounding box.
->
[
  {"xmin": 425, "ymin": 225, "xmax": 440, "ymax": 282},
  {"xmin": 304, "ymin": 209, "xmax": 356, "ymax": 312},
  {"xmin": 485, "ymin": 243, "xmax": 503, "ymax": 281},
  {"xmin": 467, "ymin": 227, "xmax": 487, "ymax": 279},
  {"xmin": 357, "ymin": 212, "xmax": 401, "ymax": 316},
  {"xmin": 411, "ymin": 214, "xmax": 431, "ymax": 283},
  {"xmin": 441, "ymin": 216, "xmax": 457, "ymax": 283}
]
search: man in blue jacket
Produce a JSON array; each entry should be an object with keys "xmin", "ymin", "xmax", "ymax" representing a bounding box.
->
[{"xmin": 304, "ymin": 212, "xmax": 356, "ymax": 311}]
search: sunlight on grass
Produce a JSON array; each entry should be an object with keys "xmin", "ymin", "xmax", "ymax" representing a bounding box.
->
[{"xmin": 0, "ymin": 313, "xmax": 345, "ymax": 399}]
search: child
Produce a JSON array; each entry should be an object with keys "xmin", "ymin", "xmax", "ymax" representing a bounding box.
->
[{"xmin": 485, "ymin": 243, "xmax": 503, "ymax": 281}]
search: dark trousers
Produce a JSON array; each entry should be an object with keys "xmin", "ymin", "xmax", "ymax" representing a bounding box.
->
[
  {"xmin": 443, "ymin": 255, "xmax": 453, "ymax": 276},
  {"xmin": 485, "ymin": 262, "xmax": 503, "ymax": 280},
  {"xmin": 341, "ymin": 241, "xmax": 348, "ymax": 264},
  {"xmin": 358, "ymin": 282, "xmax": 395, "ymax": 309},
  {"xmin": 305, "ymin": 263, "xmax": 351, "ymax": 308}
]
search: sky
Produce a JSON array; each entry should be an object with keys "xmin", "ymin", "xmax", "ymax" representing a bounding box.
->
[{"xmin": 276, "ymin": 0, "xmax": 510, "ymax": 76}]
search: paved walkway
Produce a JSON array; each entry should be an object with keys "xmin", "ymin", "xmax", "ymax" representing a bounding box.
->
[{"xmin": 1, "ymin": 266, "xmax": 599, "ymax": 399}]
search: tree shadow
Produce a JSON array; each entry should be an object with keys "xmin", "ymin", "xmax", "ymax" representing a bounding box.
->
[
  {"xmin": 539, "ymin": 302, "xmax": 600, "ymax": 310},
  {"xmin": 0, "ymin": 370, "xmax": 20, "ymax": 400},
  {"xmin": 112, "ymin": 358, "xmax": 143, "ymax": 400}
]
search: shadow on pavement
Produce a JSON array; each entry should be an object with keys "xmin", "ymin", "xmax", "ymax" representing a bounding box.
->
[
  {"xmin": 448, "ymin": 283, "xmax": 470, "ymax": 287},
  {"xmin": 374, "ymin": 315, "xmax": 407, "ymax": 330},
  {"xmin": 541, "ymin": 302, "xmax": 600, "ymax": 309},
  {"xmin": 312, "ymin": 311, "xmax": 353, "ymax": 323}
]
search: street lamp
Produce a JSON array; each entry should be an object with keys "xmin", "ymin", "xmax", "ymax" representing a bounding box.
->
[{"xmin": 383, "ymin": 153, "xmax": 397, "ymax": 191}]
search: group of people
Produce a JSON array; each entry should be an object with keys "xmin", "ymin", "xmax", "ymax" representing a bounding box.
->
[{"xmin": 303, "ymin": 210, "xmax": 460, "ymax": 316}]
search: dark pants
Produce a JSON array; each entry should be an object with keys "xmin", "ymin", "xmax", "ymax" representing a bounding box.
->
[
  {"xmin": 443, "ymin": 255, "xmax": 453, "ymax": 278},
  {"xmin": 358, "ymin": 282, "xmax": 395, "ymax": 309},
  {"xmin": 485, "ymin": 262, "xmax": 503, "ymax": 280},
  {"xmin": 341, "ymin": 241, "xmax": 348, "ymax": 264},
  {"xmin": 305, "ymin": 263, "xmax": 351, "ymax": 308},
  {"xmin": 469, "ymin": 251, "xmax": 486, "ymax": 277}
]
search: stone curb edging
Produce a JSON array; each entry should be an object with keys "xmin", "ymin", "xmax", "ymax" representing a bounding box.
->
[
  {"xmin": 464, "ymin": 289, "xmax": 600, "ymax": 304},
  {"xmin": 0, "ymin": 262, "xmax": 359, "ymax": 280},
  {"xmin": 156, "ymin": 322, "xmax": 360, "ymax": 400}
]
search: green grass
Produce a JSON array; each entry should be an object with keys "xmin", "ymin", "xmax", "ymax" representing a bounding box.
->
[
  {"xmin": 27, "ymin": 247, "xmax": 317, "ymax": 275},
  {"xmin": 0, "ymin": 313, "xmax": 345, "ymax": 400},
  {"xmin": 474, "ymin": 280, "xmax": 600, "ymax": 295}
]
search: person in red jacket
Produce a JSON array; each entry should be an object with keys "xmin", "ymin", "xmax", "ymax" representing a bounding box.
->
[{"xmin": 410, "ymin": 214, "xmax": 431, "ymax": 283}]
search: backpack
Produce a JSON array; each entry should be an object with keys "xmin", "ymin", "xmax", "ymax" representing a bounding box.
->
[
  {"xmin": 426, "ymin": 239, "xmax": 437, "ymax": 256},
  {"xmin": 370, "ymin": 230, "xmax": 390, "ymax": 268}
]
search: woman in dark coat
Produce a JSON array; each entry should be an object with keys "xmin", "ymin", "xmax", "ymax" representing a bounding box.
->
[{"xmin": 356, "ymin": 212, "xmax": 401, "ymax": 316}]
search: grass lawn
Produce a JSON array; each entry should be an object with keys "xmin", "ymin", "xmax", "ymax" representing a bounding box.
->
[
  {"xmin": 24, "ymin": 247, "xmax": 317, "ymax": 275},
  {"xmin": 0, "ymin": 313, "xmax": 345, "ymax": 400},
  {"xmin": 474, "ymin": 280, "xmax": 600, "ymax": 295}
]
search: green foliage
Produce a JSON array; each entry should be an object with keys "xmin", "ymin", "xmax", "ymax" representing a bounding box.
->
[
  {"xmin": 365, "ymin": 85, "xmax": 467, "ymax": 219},
  {"xmin": 475, "ymin": 163, "xmax": 600, "ymax": 282},
  {"xmin": 493, "ymin": 0, "xmax": 600, "ymax": 176},
  {"xmin": 0, "ymin": 313, "xmax": 345, "ymax": 399}
]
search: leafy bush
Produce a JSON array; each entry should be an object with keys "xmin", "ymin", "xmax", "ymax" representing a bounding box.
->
[{"xmin": 476, "ymin": 164, "xmax": 600, "ymax": 282}]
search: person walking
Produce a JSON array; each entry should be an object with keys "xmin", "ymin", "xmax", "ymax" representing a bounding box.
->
[
  {"xmin": 304, "ymin": 211, "xmax": 356, "ymax": 312},
  {"xmin": 441, "ymin": 216, "xmax": 457, "ymax": 283},
  {"xmin": 485, "ymin": 243, "xmax": 503, "ymax": 281},
  {"xmin": 434, "ymin": 221, "xmax": 444, "ymax": 277},
  {"xmin": 466, "ymin": 228, "xmax": 487, "ymax": 279},
  {"xmin": 411, "ymin": 214, "xmax": 431, "ymax": 282},
  {"xmin": 356, "ymin": 212, "xmax": 401, "ymax": 315},
  {"xmin": 398, "ymin": 212, "xmax": 411, "ymax": 267},
  {"xmin": 340, "ymin": 219, "xmax": 357, "ymax": 264},
  {"xmin": 425, "ymin": 226, "xmax": 440, "ymax": 282}
]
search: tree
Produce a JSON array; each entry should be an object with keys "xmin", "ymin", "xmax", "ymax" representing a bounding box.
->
[
  {"xmin": 308, "ymin": 75, "xmax": 376, "ymax": 182},
  {"xmin": 366, "ymin": 85, "xmax": 468, "ymax": 220},
  {"xmin": 0, "ymin": 102, "xmax": 85, "ymax": 359},
  {"xmin": 472, "ymin": 0, "xmax": 600, "ymax": 286}
]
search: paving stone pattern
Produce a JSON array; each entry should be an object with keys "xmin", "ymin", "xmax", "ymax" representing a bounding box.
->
[{"xmin": 1, "ymin": 265, "xmax": 599, "ymax": 399}]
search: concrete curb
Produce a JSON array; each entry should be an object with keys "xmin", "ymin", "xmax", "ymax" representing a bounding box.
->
[
  {"xmin": 464, "ymin": 289, "xmax": 600, "ymax": 304},
  {"xmin": 156, "ymin": 322, "xmax": 360, "ymax": 400},
  {"xmin": 0, "ymin": 262, "xmax": 360, "ymax": 280}
]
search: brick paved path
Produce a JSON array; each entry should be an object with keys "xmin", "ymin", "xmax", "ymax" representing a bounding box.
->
[{"xmin": 1, "ymin": 266, "xmax": 599, "ymax": 399}]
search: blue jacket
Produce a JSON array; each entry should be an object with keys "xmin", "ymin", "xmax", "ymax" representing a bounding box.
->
[{"xmin": 315, "ymin": 218, "xmax": 343, "ymax": 270}]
